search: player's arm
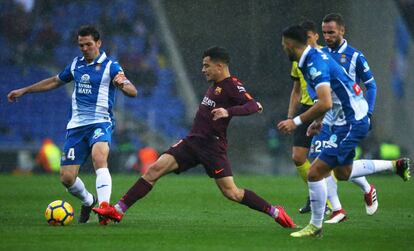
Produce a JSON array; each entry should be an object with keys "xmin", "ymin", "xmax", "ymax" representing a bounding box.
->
[
  {"xmin": 277, "ymin": 85, "xmax": 331, "ymax": 134},
  {"xmin": 356, "ymin": 54, "xmax": 377, "ymax": 116},
  {"xmin": 7, "ymin": 76, "xmax": 64, "ymax": 102},
  {"xmin": 113, "ymin": 72, "xmax": 138, "ymax": 97},
  {"xmin": 287, "ymin": 79, "xmax": 301, "ymax": 118}
]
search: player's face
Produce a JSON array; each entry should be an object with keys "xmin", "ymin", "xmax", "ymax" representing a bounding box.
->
[
  {"xmin": 282, "ymin": 37, "xmax": 296, "ymax": 62},
  {"xmin": 202, "ymin": 56, "xmax": 222, "ymax": 83},
  {"xmin": 307, "ymin": 31, "xmax": 319, "ymax": 47},
  {"xmin": 322, "ymin": 21, "xmax": 344, "ymax": 48},
  {"xmin": 78, "ymin": 35, "xmax": 101, "ymax": 63}
]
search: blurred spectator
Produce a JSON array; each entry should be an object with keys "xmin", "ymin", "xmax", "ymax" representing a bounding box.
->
[
  {"xmin": 136, "ymin": 146, "xmax": 158, "ymax": 174},
  {"xmin": 36, "ymin": 138, "xmax": 61, "ymax": 173}
]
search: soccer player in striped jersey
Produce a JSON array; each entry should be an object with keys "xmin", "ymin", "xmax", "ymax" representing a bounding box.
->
[
  {"xmin": 308, "ymin": 13, "xmax": 379, "ymax": 222},
  {"xmin": 287, "ymin": 20, "xmax": 332, "ymax": 214},
  {"xmin": 279, "ymin": 25, "xmax": 410, "ymax": 237},
  {"xmin": 7, "ymin": 25, "xmax": 137, "ymax": 224}
]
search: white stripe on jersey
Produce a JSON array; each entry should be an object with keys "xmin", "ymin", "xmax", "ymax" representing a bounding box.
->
[
  {"xmin": 364, "ymin": 77, "xmax": 375, "ymax": 84},
  {"xmin": 338, "ymin": 80, "xmax": 368, "ymax": 121},
  {"xmin": 348, "ymin": 52, "xmax": 359, "ymax": 81},
  {"xmin": 95, "ymin": 61, "xmax": 112, "ymax": 120},
  {"xmin": 322, "ymin": 91, "xmax": 347, "ymax": 126},
  {"xmin": 69, "ymin": 58, "xmax": 79, "ymax": 129}
]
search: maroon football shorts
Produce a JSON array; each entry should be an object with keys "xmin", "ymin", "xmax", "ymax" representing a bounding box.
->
[{"xmin": 165, "ymin": 135, "xmax": 232, "ymax": 179}]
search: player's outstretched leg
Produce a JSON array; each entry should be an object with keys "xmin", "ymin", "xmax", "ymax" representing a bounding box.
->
[
  {"xmin": 395, "ymin": 158, "xmax": 411, "ymax": 181},
  {"xmin": 349, "ymin": 158, "xmax": 411, "ymax": 181},
  {"xmin": 215, "ymin": 176, "xmax": 296, "ymax": 228},
  {"xmin": 93, "ymin": 177, "xmax": 153, "ymax": 223},
  {"xmin": 94, "ymin": 153, "xmax": 178, "ymax": 223}
]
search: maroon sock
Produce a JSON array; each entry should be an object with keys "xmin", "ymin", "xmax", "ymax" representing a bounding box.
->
[
  {"xmin": 119, "ymin": 177, "xmax": 153, "ymax": 209},
  {"xmin": 240, "ymin": 189, "xmax": 273, "ymax": 216}
]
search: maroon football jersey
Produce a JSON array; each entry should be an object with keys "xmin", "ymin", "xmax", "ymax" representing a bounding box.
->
[{"xmin": 188, "ymin": 76, "xmax": 259, "ymax": 144}]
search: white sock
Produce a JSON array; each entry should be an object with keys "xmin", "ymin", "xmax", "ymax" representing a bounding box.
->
[
  {"xmin": 349, "ymin": 160, "xmax": 394, "ymax": 179},
  {"xmin": 309, "ymin": 180, "xmax": 327, "ymax": 228},
  {"xmin": 96, "ymin": 167, "xmax": 112, "ymax": 205},
  {"xmin": 67, "ymin": 177, "xmax": 94, "ymax": 206},
  {"xmin": 325, "ymin": 175, "xmax": 342, "ymax": 211},
  {"xmin": 350, "ymin": 176, "xmax": 371, "ymax": 193}
]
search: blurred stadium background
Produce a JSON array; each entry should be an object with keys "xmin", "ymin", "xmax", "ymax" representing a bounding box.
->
[{"xmin": 0, "ymin": 0, "xmax": 413, "ymax": 175}]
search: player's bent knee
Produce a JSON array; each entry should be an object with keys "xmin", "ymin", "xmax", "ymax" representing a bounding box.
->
[{"xmin": 60, "ymin": 172, "xmax": 76, "ymax": 187}]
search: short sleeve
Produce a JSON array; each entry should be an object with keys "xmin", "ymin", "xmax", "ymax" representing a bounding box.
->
[
  {"xmin": 57, "ymin": 64, "xmax": 74, "ymax": 83},
  {"xmin": 307, "ymin": 57, "xmax": 330, "ymax": 90},
  {"xmin": 110, "ymin": 61, "xmax": 124, "ymax": 79}
]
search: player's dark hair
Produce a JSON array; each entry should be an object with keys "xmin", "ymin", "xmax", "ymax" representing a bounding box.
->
[
  {"xmin": 77, "ymin": 25, "xmax": 100, "ymax": 41},
  {"xmin": 301, "ymin": 20, "xmax": 317, "ymax": 33},
  {"xmin": 202, "ymin": 46, "xmax": 230, "ymax": 64},
  {"xmin": 282, "ymin": 25, "xmax": 308, "ymax": 45},
  {"xmin": 323, "ymin": 13, "xmax": 345, "ymax": 27}
]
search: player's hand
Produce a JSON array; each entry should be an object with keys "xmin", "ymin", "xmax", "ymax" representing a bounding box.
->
[
  {"xmin": 113, "ymin": 72, "xmax": 129, "ymax": 89},
  {"xmin": 277, "ymin": 119, "xmax": 297, "ymax": 134},
  {"xmin": 7, "ymin": 88, "xmax": 26, "ymax": 102},
  {"xmin": 306, "ymin": 121, "xmax": 322, "ymax": 136},
  {"xmin": 211, "ymin": 108, "xmax": 229, "ymax": 121}
]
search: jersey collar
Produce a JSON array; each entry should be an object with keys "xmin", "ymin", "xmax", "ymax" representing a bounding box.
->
[
  {"xmin": 79, "ymin": 51, "xmax": 107, "ymax": 65},
  {"xmin": 298, "ymin": 45, "xmax": 311, "ymax": 68},
  {"xmin": 328, "ymin": 39, "xmax": 348, "ymax": 53}
]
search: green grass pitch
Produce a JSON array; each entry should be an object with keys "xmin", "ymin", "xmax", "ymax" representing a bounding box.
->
[{"xmin": 0, "ymin": 174, "xmax": 412, "ymax": 251}]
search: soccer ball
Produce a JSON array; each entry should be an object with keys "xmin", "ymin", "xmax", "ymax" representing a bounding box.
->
[{"xmin": 45, "ymin": 200, "xmax": 74, "ymax": 226}]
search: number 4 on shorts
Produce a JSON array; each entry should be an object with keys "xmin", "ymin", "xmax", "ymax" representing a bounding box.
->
[{"xmin": 67, "ymin": 148, "xmax": 75, "ymax": 160}]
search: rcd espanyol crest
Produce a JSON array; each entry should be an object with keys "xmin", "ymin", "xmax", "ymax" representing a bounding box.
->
[{"xmin": 80, "ymin": 74, "xmax": 90, "ymax": 84}]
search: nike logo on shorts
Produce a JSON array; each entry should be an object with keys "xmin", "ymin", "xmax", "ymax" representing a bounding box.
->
[{"xmin": 214, "ymin": 168, "xmax": 224, "ymax": 174}]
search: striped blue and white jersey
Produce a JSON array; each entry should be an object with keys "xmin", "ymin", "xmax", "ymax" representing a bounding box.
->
[
  {"xmin": 58, "ymin": 51, "xmax": 123, "ymax": 129},
  {"xmin": 299, "ymin": 46, "xmax": 368, "ymax": 126},
  {"xmin": 322, "ymin": 39, "xmax": 376, "ymax": 116}
]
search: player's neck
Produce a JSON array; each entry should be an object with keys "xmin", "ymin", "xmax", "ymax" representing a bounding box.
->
[
  {"xmin": 215, "ymin": 71, "xmax": 231, "ymax": 84},
  {"xmin": 86, "ymin": 51, "xmax": 101, "ymax": 64}
]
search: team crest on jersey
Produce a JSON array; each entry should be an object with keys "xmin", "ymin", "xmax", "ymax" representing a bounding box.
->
[
  {"xmin": 214, "ymin": 87, "xmax": 222, "ymax": 95},
  {"xmin": 340, "ymin": 54, "xmax": 347, "ymax": 64},
  {"xmin": 95, "ymin": 64, "xmax": 101, "ymax": 71},
  {"xmin": 309, "ymin": 67, "xmax": 321, "ymax": 80},
  {"xmin": 80, "ymin": 74, "xmax": 90, "ymax": 84},
  {"xmin": 93, "ymin": 128, "xmax": 105, "ymax": 139}
]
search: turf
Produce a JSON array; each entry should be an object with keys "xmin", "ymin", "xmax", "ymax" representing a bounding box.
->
[{"xmin": 0, "ymin": 174, "xmax": 412, "ymax": 251}]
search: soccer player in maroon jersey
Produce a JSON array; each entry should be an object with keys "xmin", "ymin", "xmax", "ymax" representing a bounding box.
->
[{"xmin": 93, "ymin": 46, "xmax": 295, "ymax": 228}]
